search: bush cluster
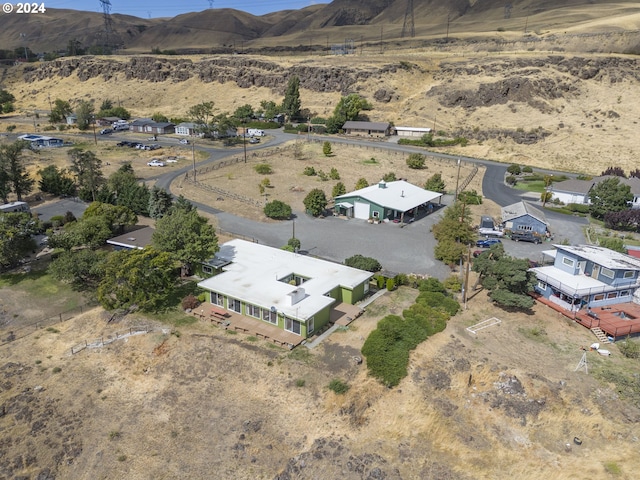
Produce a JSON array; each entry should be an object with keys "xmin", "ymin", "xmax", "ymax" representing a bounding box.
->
[{"xmin": 361, "ymin": 278, "xmax": 458, "ymax": 387}]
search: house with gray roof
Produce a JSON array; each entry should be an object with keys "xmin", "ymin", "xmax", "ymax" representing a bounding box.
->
[
  {"xmin": 501, "ymin": 201, "xmax": 549, "ymax": 236},
  {"xmin": 342, "ymin": 121, "xmax": 391, "ymax": 137},
  {"xmin": 551, "ymin": 176, "xmax": 640, "ymax": 208}
]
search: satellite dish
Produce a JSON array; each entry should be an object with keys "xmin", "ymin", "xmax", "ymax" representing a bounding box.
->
[{"xmin": 270, "ymin": 306, "xmax": 277, "ymax": 313}]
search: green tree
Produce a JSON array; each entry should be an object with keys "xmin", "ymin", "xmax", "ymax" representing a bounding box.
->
[
  {"xmin": 589, "ymin": 177, "xmax": 633, "ymax": 220},
  {"xmin": 406, "ymin": 153, "xmax": 426, "ymax": 169},
  {"xmin": 326, "ymin": 94, "xmax": 373, "ymax": 133},
  {"xmin": 148, "ymin": 186, "xmax": 174, "ymax": 219},
  {"xmin": 49, "ymin": 246, "xmax": 109, "ymax": 291},
  {"xmin": 599, "ymin": 237, "xmax": 626, "ymax": 253},
  {"xmin": 433, "ymin": 239, "xmax": 467, "ymax": 266},
  {"xmin": 233, "ymin": 104, "xmax": 254, "ymax": 121},
  {"xmin": 82, "ymin": 202, "xmax": 137, "ymax": 235},
  {"xmin": 329, "ymin": 168, "xmax": 340, "ymax": 180},
  {"xmin": 0, "ymin": 89, "xmax": 15, "ymax": 114},
  {"xmin": 259, "ymin": 100, "xmax": 280, "ymax": 119},
  {"xmin": 107, "ymin": 164, "xmax": 150, "ymax": 216},
  {"xmin": 97, "ymin": 248, "xmax": 177, "ymax": 312},
  {"xmin": 288, "ymin": 237, "xmax": 301, "ymax": 251},
  {"xmin": 187, "ymin": 101, "xmax": 216, "ymax": 137},
  {"xmin": 100, "ymin": 99, "xmax": 113, "ymax": 111},
  {"xmin": 153, "ymin": 208, "xmax": 218, "ymax": 275},
  {"xmin": 151, "ymin": 112, "xmax": 169, "ymax": 123},
  {"xmin": 332, "ymin": 182, "xmax": 346, "ymax": 198},
  {"xmin": 75, "ymin": 100, "xmax": 94, "ymax": 131},
  {"xmin": 303, "ymin": 188, "xmax": 328, "ymax": 217},
  {"xmin": 0, "ymin": 140, "xmax": 35, "ymax": 201},
  {"xmin": 424, "ymin": 173, "xmax": 446, "ymax": 193},
  {"xmin": 49, "ymin": 99, "xmax": 72, "ymax": 123},
  {"xmin": 507, "ymin": 164, "xmax": 522, "ymax": 175},
  {"xmin": 344, "ymin": 254, "xmax": 381, "ymax": 272},
  {"xmin": 0, "ymin": 212, "xmax": 38, "ymax": 271},
  {"xmin": 264, "ymin": 200, "xmax": 292, "ymax": 220},
  {"xmin": 99, "ymin": 105, "xmax": 131, "ymax": 120},
  {"xmin": 354, "ymin": 178, "xmax": 369, "ymax": 190},
  {"xmin": 68, "ymin": 148, "xmax": 104, "ymax": 202},
  {"xmin": 382, "ymin": 172, "xmax": 397, "ymax": 182},
  {"xmin": 458, "ymin": 190, "xmax": 482, "ymax": 205},
  {"xmin": 172, "ymin": 195, "xmax": 194, "ymax": 213},
  {"xmin": 282, "ymin": 76, "xmax": 301, "ymax": 120},
  {"xmin": 322, "ymin": 141, "xmax": 332, "ymax": 156},
  {"xmin": 472, "ymin": 243, "xmax": 536, "ymax": 309},
  {"xmin": 38, "ymin": 165, "xmax": 76, "ymax": 196},
  {"xmin": 66, "ymin": 215, "xmax": 113, "ymax": 250}
]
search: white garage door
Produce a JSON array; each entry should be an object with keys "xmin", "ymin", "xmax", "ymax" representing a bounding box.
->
[{"xmin": 354, "ymin": 201, "xmax": 370, "ymax": 220}]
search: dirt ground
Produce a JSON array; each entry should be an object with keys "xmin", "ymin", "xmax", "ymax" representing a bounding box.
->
[{"xmin": 1, "ymin": 284, "xmax": 639, "ymax": 480}]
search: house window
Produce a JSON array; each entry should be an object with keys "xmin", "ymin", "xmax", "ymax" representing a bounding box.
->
[
  {"xmin": 228, "ymin": 298, "xmax": 241, "ymax": 313},
  {"xmin": 202, "ymin": 265, "xmax": 213, "ymax": 275},
  {"xmin": 261, "ymin": 308, "xmax": 277, "ymax": 325},
  {"xmin": 601, "ymin": 267, "xmax": 614, "ymax": 279},
  {"xmin": 211, "ymin": 292, "xmax": 224, "ymax": 306},
  {"xmin": 593, "ymin": 294, "xmax": 605, "ymax": 301},
  {"xmin": 285, "ymin": 317, "xmax": 302, "ymax": 335},
  {"xmin": 537, "ymin": 281, "xmax": 547, "ymax": 290},
  {"xmin": 623, "ymin": 271, "xmax": 634, "ymax": 279},
  {"xmin": 307, "ymin": 317, "xmax": 315, "ymax": 334},
  {"xmin": 246, "ymin": 304, "xmax": 261, "ymax": 318},
  {"xmin": 364, "ymin": 281, "xmax": 370, "ymax": 293},
  {"xmin": 620, "ymin": 290, "xmax": 630, "ymax": 297},
  {"xmin": 519, "ymin": 225, "xmax": 532, "ymax": 231},
  {"xmin": 562, "ymin": 257, "xmax": 575, "ymax": 268},
  {"xmin": 607, "ymin": 292, "xmax": 618, "ymax": 299}
]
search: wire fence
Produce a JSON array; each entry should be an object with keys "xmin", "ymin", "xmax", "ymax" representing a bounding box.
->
[
  {"xmin": 70, "ymin": 325, "xmax": 158, "ymax": 355},
  {"xmin": 0, "ymin": 303, "xmax": 96, "ymax": 347}
]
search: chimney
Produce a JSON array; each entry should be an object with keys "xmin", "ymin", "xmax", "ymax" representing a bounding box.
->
[
  {"xmin": 401, "ymin": 190, "xmax": 404, "ymax": 197},
  {"xmin": 378, "ymin": 180, "xmax": 386, "ymax": 189}
]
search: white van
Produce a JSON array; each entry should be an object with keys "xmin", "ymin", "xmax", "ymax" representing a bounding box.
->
[
  {"xmin": 0, "ymin": 201, "xmax": 30, "ymax": 214},
  {"xmin": 247, "ymin": 128, "xmax": 265, "ymax": 137}
]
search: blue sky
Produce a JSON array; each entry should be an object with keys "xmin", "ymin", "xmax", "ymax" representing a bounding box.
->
[{"xmin": 44, "ymin": 1, "xmax": 323, "ymax": 18}]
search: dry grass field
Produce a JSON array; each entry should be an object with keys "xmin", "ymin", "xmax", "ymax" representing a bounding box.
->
[{"xmin": 2, "ymin": 6, "xmax": 640, "ymax": 477}]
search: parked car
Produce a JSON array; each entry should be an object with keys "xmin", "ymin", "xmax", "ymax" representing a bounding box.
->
[
  {"xmin": 100, "ymin": 128, "xmax": 113, "ymax": 135},
  {"xmin": 476, "ymin": 238, "xmax": 502, "ymax": 248},
  {"xmin": 147, "ymin": 160, "xmax": 165, "ymax": 167},
  {"xmin": 249, "ymin": 137, "xmax": 260, "ymax": 144},
  {"xmin": 510, "ymin": 232, "xmax": 542, "ymax": 244},
  {"xmin": 478, "ymin": 227, "xmax": 504, "ymax": 237},
  {"xmin": 472, "ymin": 250, "xmax": 484, "ymax": 258},
  {"xmin": 179, "ymin": 139, "xmax": 189, "ymax": 144}
]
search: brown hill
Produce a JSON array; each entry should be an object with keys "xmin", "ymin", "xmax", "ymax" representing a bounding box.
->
[{"xmin": 1, "ymin": 1, "xmax": 639, "ymax": 53}]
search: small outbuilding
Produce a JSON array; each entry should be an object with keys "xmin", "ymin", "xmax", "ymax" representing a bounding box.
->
[
  {"xmin": 18, "ymin": 134, "xmax": 64, "ymax": 148},
  {"xmin": 501, "ymin": 201, "xmax": 549, "ymax": 235},
  {"xmin": 106, "ymin": 226, "xmax": 155, "ymax": 251},
  {"xmin": 334, "ymin": 180, "xmax": 443, "ymax": 223},
  {"xmin": 394, "ymin": 126, "xmax": 432, "ymax": 138}
]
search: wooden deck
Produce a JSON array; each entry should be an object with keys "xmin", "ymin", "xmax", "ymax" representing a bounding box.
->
[
  {"xmin": 193, "ymin": 307, "xmax": 303, "ymax": 348},
  {"xmin": 331, "ymin": 303, "xmax": 364, "ymax": 326},
  {"xmin": 532, "ymin": 294, "xmax": 640, "ymax": 339}
]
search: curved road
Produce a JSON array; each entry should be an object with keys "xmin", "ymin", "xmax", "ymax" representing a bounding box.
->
[{"xmin": 150, "ymin": 130, "xmax": 586, "ymax": 276}]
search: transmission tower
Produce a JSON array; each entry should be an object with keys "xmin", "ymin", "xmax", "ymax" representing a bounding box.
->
[
  {"xmin": 99, "ymin": 0, "xmax": 116, "ymax": 50},
  {"xmin": 504, "ymin": 3, "xmax": 513, "ymax": 19},
  {"xmin": 401, "ymin": 0, "xmax": 415, "ymax": 38},
  {"xmin": 208, "ymin": 0, "xmax": 214, "ymax": 8}
]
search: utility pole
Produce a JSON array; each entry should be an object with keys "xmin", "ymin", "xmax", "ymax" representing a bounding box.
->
[
  {"xmin": 464, "ymin": 246, "xmax": 471, "ymax": 309},
  {"xmin": 455, "ymin": 158, "xmax": 461, "ymax": 200},
  {"xmin": 243, "ymin": 122, "xmax": 247, "ymax": 163},
  {"xmin": 192, "ymin": 140, "xmax": 196, "ymax": 183},
  {"xmin": 379, "ymin": 25, "xmax": 383, "ymax": 54},
  {"xmin": 446, "ymin": 14, "xmax": 450, "ymax": 41}
]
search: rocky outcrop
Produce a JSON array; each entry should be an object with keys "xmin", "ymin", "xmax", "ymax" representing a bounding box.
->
[{"xmin": 22, "ymin": 56, "xmax": 390, "ymax": 95}]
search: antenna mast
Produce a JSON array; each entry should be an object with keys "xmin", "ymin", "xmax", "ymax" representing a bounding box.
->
[{"xmin": 401, "ymin": 0, "xmax": 415, "ymax": 38}]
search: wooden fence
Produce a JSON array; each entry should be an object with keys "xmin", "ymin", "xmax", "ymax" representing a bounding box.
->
[{"xmin": 70, "ymin": 325, "xmax": 157, "ymax": 355}]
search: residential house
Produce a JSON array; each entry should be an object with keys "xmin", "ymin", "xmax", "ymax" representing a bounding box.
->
[
  {"xmin": 197, "ymin": 239, "xmax": 373, "ymax": 339},
  {"xmin": 175, "ymin": 122, "xmax": 199, "ymax": 136},
  {"xmin": 501, "ymin": 201, "xmax": 549, "ymax": 236},
  {"xmin": 97, "ymin": 116, "xmax": 122, "ymax": 126},
  {"xmin": 18, "ymin": 134, "xmax": 64, "ymax": 148},
  {"xmin": 334, "ymin": 180, "xmax": 443, "ymax": 222},
  {"xmin": 106, "ymin": 226, "xmax": 155, "ymax": 251},
  {"xmin": 550, "ymin": 175, "xmax": 640, "ymax": 209},
  {"xmin": 532, "ymin": 244, "xmax": 640, "ymax": 309},
  {"xmin": 342, "ymin": 121, "xmax": 391, "ymax": 137},
  {"xmin": 129, "ymin": 119, "xmax": 175, "ymax": 134}
]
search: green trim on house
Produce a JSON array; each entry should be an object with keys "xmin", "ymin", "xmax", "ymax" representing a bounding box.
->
[
  {"xmin": 326, "ymin": 285, "xmax": 343, "ymax": 303},
  {"xmin": 313, "ymin": 305, "xmax": 331, "ymax": 333}
]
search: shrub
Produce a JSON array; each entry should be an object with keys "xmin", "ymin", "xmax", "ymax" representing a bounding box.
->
[
  {"xmin": 617, "ymin": 337, "xmax": 639, "ymax": 359},
  {"xmin": 567, "ymin": 203, "xmax": 590, "ymax": 214},
  {"xmin": 382, "ymin": 172, "xmax": 396, "ymax": 182},
  {"xmin": 264, "ymin": 200, "xmax": 292, "ymax": 220},
  {"xmin": 52, "ymin": 367, "xmax": 62, "ymax": 373},
  {"xmin": 303, "ymin": 189, "xmax": 328, "ymax": 216},
  {"xmin": 507, "ymin": 164, "xmax": 522, "ymax": 175},
  {"xmin": 406, "ymin": 153, "xmax": 426, "ymax": 169},
  {"xmin": 303, "ymin": 166, "xmax": 316, "ymax": 176},
  {"xmin": 386, "ymin": 278, "xmax": 395, "ymax": 291},
  {"xmin": 394, "ymin": 273, "xmax": 408, "ymax": 286},
  {"xmin": 522, "ymin": 166, "xmax": 533, "ymax": 173},
  {"xmin": 322, "ymin": 141, "xmax": 332, "ymax": 156},
  {"xmin": 295, "ymin": 379, "xmax": 306, "ymax": 387},
  {"xmin": 419, "ymin": 278, "xmax": 447, "ymax": 294},
  {"xmin": 6, "ymin": 125, "xmax": 16, "ymax": 132},
  {"xmin": 317, "ymin": 170, "xmax": 328, "ymax": 181},
  {"xmin": 288, "ymin": 237, "xmax": 301, "ymax": 250},
  {"xmin": 344, "ymin": 254, "xmax": 382, "ymax": 272},
  {"xmin": 376, "ymin": 275, "xmax": 386, "ymax": 289},
  {"xmin": 254, "ymin": 163, "xmax": 273, "ymax": 174},
  {"xmin": 443, "ymin": 275, "xmax": 462, "ymax": 292},
  {"xmin": 458, "ymin": 190, "xmax": 482, "ymax": 204},
  {"xmin": 197, "ymin": 293, "xmax": 207, "ymax": 303},
  {"xmin": 261, "ymin": 178, "xmax": 271, "ymax": 188},
  {"xmin": 506, "ymin": 175, "xmax": 517, "ymax": 185},
  {"xmin": 354, "ymin": 178, "xmax": 369, "ymax": 190},
  {"xmin": 332, "ymin": 182, "xmax": 346, "ymax": 198},
  {"xmin": 50, "ymin": 215, "xmax": 65, "ymax": 228},
  {"xmin": 328, "ymin": 379, "xmax": 349, "ymax": 394},
  {"xmin": 417, "ymin": 291, "xmax": 460, "ymax": 316},
  {"xmin": 182, "ymin": 294, "xmax": 200, "ymax": 310},
  {"xmin": 329, "ymin": 167, "xmax": 340, "ymax": 180}
]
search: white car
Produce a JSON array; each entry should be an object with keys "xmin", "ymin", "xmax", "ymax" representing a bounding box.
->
[
  {"xmin": 166, "ymin": 158, "xmax": 178, "ymax": 163},
  {"xmin": 179, "ymin": 139, "xmax": 189, "ymax": 144},
  {"xmin": 147, "ymin": 160, "xmax": 165, "ymax": 167}
]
